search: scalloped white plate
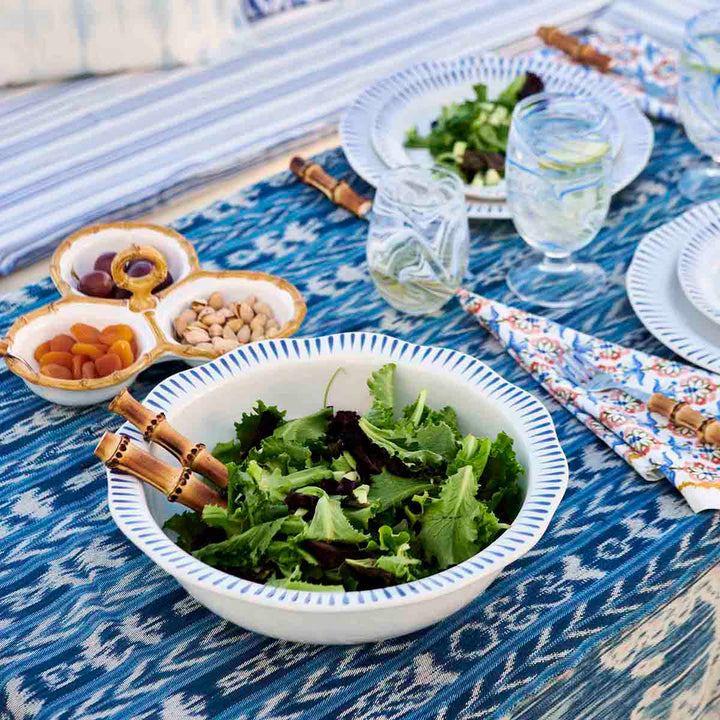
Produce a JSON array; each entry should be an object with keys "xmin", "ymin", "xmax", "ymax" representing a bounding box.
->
[
  {"xmin": 342, "ymin": 55, "xmax": 653, "ymax": 219},
  {"xmin": 677, "ymin": 215, "xmax": 720, "ymax": 326},
  {"xmin": 370, "ymin": 58, "xmax": 624, "ymax": 202},
  {"xmin": 628, "ymin": 201, "xmax": 720, "ymax": 374}
]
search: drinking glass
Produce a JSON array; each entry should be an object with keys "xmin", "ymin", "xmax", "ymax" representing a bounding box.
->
[
  {"xmin": 367, "ymin": 165, "xmax": 469, "ymax": 315},
  {"xmin": 678, "ymin": 9, "xmax": 720, "ymax": 202},
  {"xmin": 505, "ymin": 93, "xmax": 613, "ymax": 308}
]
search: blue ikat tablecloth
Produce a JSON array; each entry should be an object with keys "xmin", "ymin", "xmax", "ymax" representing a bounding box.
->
[{"xmin": 1, "ymin": 122, "xmax": 719, "ymax": 719}]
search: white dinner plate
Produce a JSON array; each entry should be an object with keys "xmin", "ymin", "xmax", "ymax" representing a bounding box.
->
[
  {"xmin": 370, "ymin": 59, "xmax": 624, "ymax": 202},
  {"xmin": 677, "ymin": 215, "xmax": 720, "ymax": 325},
  {"xmin": 627, "ymin": 201, "xmax": 720, "ymax": 374},
  {"xmin": 341, "ymin": 55, "xmax": 653, "ymax": 220}
]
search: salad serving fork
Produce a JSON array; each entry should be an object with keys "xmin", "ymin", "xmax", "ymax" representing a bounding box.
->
[{"xmin": 561, "ymin": 351, "xmax": 720, "ymax": 447}]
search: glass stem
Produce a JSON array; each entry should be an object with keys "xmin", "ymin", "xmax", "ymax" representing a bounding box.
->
[{"xmin": 540, "ymin": 253, "xmax": 575, "ymax": 273}]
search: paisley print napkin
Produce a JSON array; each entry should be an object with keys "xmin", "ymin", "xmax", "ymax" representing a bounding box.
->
[{"xmin": 459, "ymin": 291, "xmax": 720, "ymax": 512}]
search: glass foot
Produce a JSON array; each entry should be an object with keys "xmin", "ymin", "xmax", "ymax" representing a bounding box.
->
[
  {"xmin": 679, "ymin": 166, "xmax": 720, "ymax": 203},
  {"xmin": 507, "ymin": 257, "xmax": 607, "ymax": 309}
]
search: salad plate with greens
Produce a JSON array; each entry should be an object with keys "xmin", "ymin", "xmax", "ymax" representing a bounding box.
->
[
  {"xmin": 343, "ymin": 55, "xmax": 649, "ymax": 215},
  {"xmin": 164, "ymin": 363, "xmax": 524, "ymax": 592}
]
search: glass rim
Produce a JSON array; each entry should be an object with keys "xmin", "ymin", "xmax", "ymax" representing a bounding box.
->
[
  {"xmin": 511, "ymin": 92, "xmax": 611, "ymax": 143},
  {"xmin": 686, "ymin": 8, "xmax": 720, "ymax": 46},
  {"xmin": 377, "ymin": 163, "xmax": 465, "ymax": 208}
]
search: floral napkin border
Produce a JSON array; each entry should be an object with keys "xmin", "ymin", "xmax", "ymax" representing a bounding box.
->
[{"xmin": 459, "ymin": 291, "xmax": 720, "ymax": 512}]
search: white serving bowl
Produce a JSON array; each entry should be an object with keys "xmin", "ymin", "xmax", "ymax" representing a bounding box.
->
[{"xmin": 106, "ymin": 333, "xmax": 568, "ymax": 644}]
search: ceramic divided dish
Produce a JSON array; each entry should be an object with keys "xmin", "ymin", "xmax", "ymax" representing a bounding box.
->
[
  {"xmin": 0, "ymin": 222, "xmax": 306, "ymax": 406},
  {"xmin": 105, "ymin": 332, "xmax": 569, "ymax": 644}
]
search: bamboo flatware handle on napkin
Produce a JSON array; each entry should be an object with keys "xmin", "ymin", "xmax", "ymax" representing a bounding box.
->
[
  {"xmin": 647, "ymin": 394, "xmax": 720, "ymax": 446},
  {"xmin": 537, "ymin": 26, "xmax": 613, "ymax": 73},
  {"xmin": 290, "ymin": 156, "xmax": 372, "ymax": 219}
]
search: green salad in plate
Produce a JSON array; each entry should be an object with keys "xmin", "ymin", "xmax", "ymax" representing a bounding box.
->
[
  {"xmin": 165, "ymin": 363, "xmax": 525, "ymax": 592},
  {"xmin": 404, "ymin": 72, "xmax": 545, "ymax": 187}
]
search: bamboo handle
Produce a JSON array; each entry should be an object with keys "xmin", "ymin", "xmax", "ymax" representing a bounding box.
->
[
  {"xmin": 648, "ymin": 394, "xmax": 720, "ymax": 446},
  {"xmin": 537, "ymin": 26, "xmax": 613, "ymax": 73},
  {"xmin": 290, "ymin": 156, "xmax": 372, "ymax": 219},
  {"xmin": 95, "ymin": 432, "xmax": 227, "ymax": 512},
  {"xmin": 108, "ymin": 389, "xmax": 229, "ymax": 489},
  {"xmin": 111, "ymin": 244, "xmax": 167, "ymax": 312}
]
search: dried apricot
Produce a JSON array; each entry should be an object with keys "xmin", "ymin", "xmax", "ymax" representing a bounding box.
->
[
  {"xmin": 70, "ymin": 323, "xmax": 101, "ymax": 344},
  {"xmin": 99, "ymin": 324, "xmax": 134, "ymax": 346},
  {"xmin": 81, "ymin": 361, "xmax": 98, "ymax": 379},
  {"xmin": 95, "ymin": 353, "xmax": 122, "ymax": 377},
  {"xmin": 71, "ymin": 354, "xmax": 87, "ymax": 380},
  {"xmin": 34, "ymin": 341, "xmax": 51, "ymax": 364},
  {"xmin": 109, "ymin": 340, "xmax": 134, "ymax": 368},
  {"xmin": 39, "ymin": 351, "xmax": 74, "ymax": 369},
  {"xmin": 41, "ymin": 363, "xmax": 73, "ymax": 380},
  {"xmin": 71, "ymin": 342, "xmax": 108, "ymax": 359},
  {"xmin": 50, "ymin": 334, "xmax": 75, "ymax": 353},
  {"xmin": 130, "ymin": 338, "xmax": 138, "ymax": 358}
]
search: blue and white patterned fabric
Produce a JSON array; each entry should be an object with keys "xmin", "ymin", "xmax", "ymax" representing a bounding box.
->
[
  {"xmin": 1, "ymin": 124, "xmax": 719, "ymax": 718},
  {"xmin": 0, "ymin": 0, "xmax": 610, "ymax": 275}
]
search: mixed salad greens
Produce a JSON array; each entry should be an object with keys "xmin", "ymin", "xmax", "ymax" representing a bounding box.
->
[
  {"xmin": 165, "ymin": 364, "xmax": 524, "ymax": 591},
  {"xmin": 404, "ymin": 72, "xmax": 544, "ymax": 187}
]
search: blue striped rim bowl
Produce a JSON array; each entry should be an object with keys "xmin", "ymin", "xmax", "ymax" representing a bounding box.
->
[{"xmin": 106, "ymin": 332, "xmax": 568, "ymax": 644}]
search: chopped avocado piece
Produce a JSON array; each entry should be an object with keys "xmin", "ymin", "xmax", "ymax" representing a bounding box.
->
[
  {"xmin": 452, "ymin": 141, "xmax": 467, "ymax": 164},
  {"xmin": 488, "ymin": 106, "xmax": 509, "ymax": 126},
  {"xmin": 485, "ymin": 169, "xmax": 501, "ymax": 186}
]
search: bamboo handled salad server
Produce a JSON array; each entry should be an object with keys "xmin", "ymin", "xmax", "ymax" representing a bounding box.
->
[
  {"xmin": 290, "ymin": 156, "xmax": 720, "ymax": 448},
  {"xmin": 95, "ymin": 389, "xmax": 230, "ymax": 512}
]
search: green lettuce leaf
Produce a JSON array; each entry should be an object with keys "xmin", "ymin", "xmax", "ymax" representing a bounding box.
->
[
  {"xmin": 302, "ymin": 491, "xmax": 370, "ymax": 544},
  {"xmin": 212, "ymin": 400, "xmax": 286, "ymax": 464},
  {"xmin": 496, "ymin": 73, "xmax": 527, "ymax": 107},
  {"xmin": 272, "ymin": 408, "xmax": 332, "ymax": 445},
  {"xmin": 415, "ymin": 422, "xmax": 458, "ymax": 461},
  {"xmin": 247, "ymin": 436, "xmax": 312, "ymax": 474},
  {"xmin": 192, "ymin": 517, "xmax": 285, "ymax": 568},
  {"xmin": 427, "ymin": 406, "xmax": 461, "ymax": 439},
  {"xmin": 419, "ymin": 466, "xmax": 482, "ymax": 569},
  {"xmin": 479, "ymin": 432, "xmax": 524, "ymax": 521},
  {"xmin": 343, "ymin": 505, "xmax": 375, "ymax": 529},
  {"xmin": 448, "ymin": 434, "xmax": 491, "ymax": 476},
  {"xmin": 226, "ymin": 463, "xmax": 288, "ymax": 520},
  {"xmin": 365, "ymin": 363, "xmax": 396, "ymax": 428},
  {"xmin": 358, "ymin": 417, "xmax": 446, "ymax": 466},
  {"xmin": 163, "ymin": 511, "xmax": 222, "ymax": 553},
  {"xmin": 266, "ymin": 578, "xmax": 344, "ymax": 592},
  {"xmin": 247, "ymin": 460, "xmax": 333, "ymax": 499},
  {"xmin": 367, "ymin": 468, "xmax": 434, "ymax": 513}
]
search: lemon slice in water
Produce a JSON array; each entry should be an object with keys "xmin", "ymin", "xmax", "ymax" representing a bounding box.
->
[{"xmin": 538, "ymin": 139, "xmax": 611, "ymax": 171}]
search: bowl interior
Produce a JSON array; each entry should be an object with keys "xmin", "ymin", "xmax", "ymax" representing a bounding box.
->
[
  {"xmin": 12, "ymin": 302, "xmax": 158, "ymax": 371},
  {"xmin": 154, "ymin": 275, "xmax": 302, "ymax": 344},
  {"xmin": 145, "ymin": 354, "xmax": 532, "ymax": 528},
  {"xmin": 58, "ymin": 226, "xmax": 195, "ymax": 296}
]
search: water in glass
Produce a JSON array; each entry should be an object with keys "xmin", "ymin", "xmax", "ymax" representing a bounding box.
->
[
  {"xmin": 506, "ymin": 93, "xmax": 612, "ymax": 308},
  {"xmin": 679, "ymin": 10, "xmax": 720, "ymax": 200},
  {"xmin": 367, "ymin": 166, "xmax": 469, "ymax": 315}
]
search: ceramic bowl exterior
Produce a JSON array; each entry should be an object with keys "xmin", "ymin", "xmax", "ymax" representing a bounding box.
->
[{"xmin": 106, "ymin": 332, "xmax": 568, "ymax": 644}]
